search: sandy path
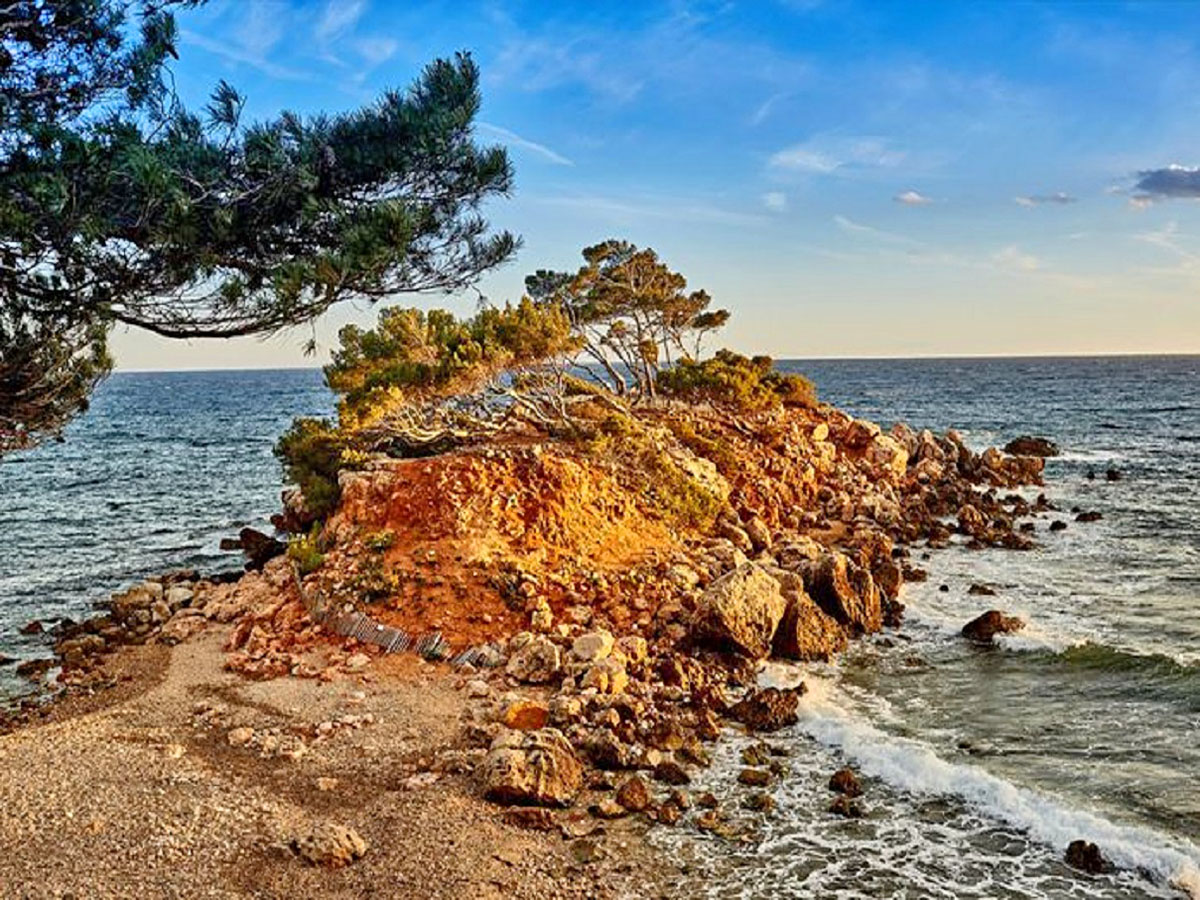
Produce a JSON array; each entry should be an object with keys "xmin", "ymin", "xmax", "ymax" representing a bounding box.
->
[{"xmin": 0, "ymin": 629, "xmax": 666, "ymax": 899}]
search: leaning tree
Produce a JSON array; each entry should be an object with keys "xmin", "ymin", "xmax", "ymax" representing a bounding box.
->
[
  {"xmin": 526, "ymin": 240, "xmax": 729, "ymax": 400},
  {"xmin": 0, "ymin": 0, "xmax": 517, "ymax": 454}
]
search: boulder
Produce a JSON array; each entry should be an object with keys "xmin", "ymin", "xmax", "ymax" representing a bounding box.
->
[
  {"xmin": 729, "ymin": 686, "xmax": 804, "ymax": 732},
  {"xmin": 744, "ymin": 517, "xmax": 773, "ymax": 552},
  {"xmin": 770, "ymin": 571, "xmax": 848, "ymax": 662},
  {"xmin": 290, "ymin": 823, "xmax": 368, "ymax": 868},
  {"xmin": 844, "ymin": 419, "xmax": 882, "ymax": 449},
  {"xmin": 1003, "ymin": 436, "xmax": 1060, "ymax": 457},
  {"xmin": 691, "ymin": 563, "xmax": 787, "ymax": 658},
  {"xmin": 867, "ymin": 434, "xmax": 909, "ymax": 480},
  {"xmin": 1064, "ymin": 840, "xmax": 1111, "ymax": 874},
  {"xmin": 571, "ymin": 630, "xmax": 614, "ymax": 663},
  {"xmin": 505, "ymin": 636, "xmax": 561, "ymax": 684},
  {"xmin": 801, "ymin": 553, "xmax": 882, "ymax": 635},
  {"xmin": 961, "ymin": 610, "xmax": 1025, "ymax": 644},
  {"xmin": 580, "ymin": 657, "xmax": 628, "ymax": 695},
  {"xmin": 238, "ymin": 527, "xmax": 285, "ymax": 571},
  {"xmin": 615, "ymin": 775, "xmax": 651, "ymax": 812},
  {"xmin": 502, "ymin": 700, "xmax": 550, "ymax": 731},
  {"xmin": 482, "ymin": 729, "xmax": 583, "ymax": 807}
]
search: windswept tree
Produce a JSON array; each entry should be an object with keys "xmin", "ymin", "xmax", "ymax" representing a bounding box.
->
[
  {"xmin": 526, "ymin": 240, "xmax": 728, "ymax": 400},
  {"xmin": 1, "ymin": 0, "xmax": 517, "ymax": 454}
]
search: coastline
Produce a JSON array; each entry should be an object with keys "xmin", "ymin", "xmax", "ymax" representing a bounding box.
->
[{"xmin": 2, "ymin": 396, "xmax": 1161, "ymax": 900}]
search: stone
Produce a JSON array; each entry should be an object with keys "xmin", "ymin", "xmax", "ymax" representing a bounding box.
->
[
  {"xmin": 502, "ymin": 699, "xmax": 551, "ymax": 731},
  {"xmin": 844, "ymin": 419, "xmax": 882, "ymax": 449},
  {"xmin": 590, "ymin": 798, "xmax": 628, "ymax": 819},
  {"xmin": 1003, "ymin": 436, "xmax": 1060, "ymax": 457},
  {"xmin": 828, "ymin": 796, "xmax": 864, "ymax": 818},
  {"xmin": 1064, "ymin": 839, "xmax": 1111, "ymax": 874},
  {"xmin": 502, "ymin": 807, "xmax": 557, "ymax": 831},
  {"xmin": 482, "ymin": 729, "xmax": 583, "ymax": 807},
  {"xmin": 615, "ymin": 635, "xmax": 648, "ymax": 664},
  {"xmin": 770, "ymin": 571, "xmax": 848, "ymax": 662},
  {"xmin": 744, "ymin": 517, "xmax": 772, "ymax": 551},
  {"xmin": 615, "ymin": 775, "xmax": 651, "ymax": 812},
  {"xmin": 505, "ymin": 636, "xmax": 561, "ymax": 684},
  {"xmin": 653, "ymin": 761, "xmax": 691, "ymax": 785},
  {"xmin": 466, "ymin": 679, "xmax": 490, "ymax": 698},
  {"xmin": 967, "ymin": 584, "xmax": 996, "ymax": 596},
  {"xmin": 737, "ymin": 768, "xmax": 771, "ymax": 787},
  {"xmin": 1075, "ymin": 511, "xmax": 1103, "ymax": 523},
  {"xmin": 691, "ymin": 563, "xmax": 787, "ymax": 659},
  {"xmin": 743, "ymin": 792, "xmax": 775, "ymax": 812},
  {"xmin": 239, "ymin": 527, "xmax": 285, "ymax": 571},
  {"xmin": 580, "ymin": 657, "xmax": 628, "ymax": 695},
  {"xmin": 867, "ymin": 434, "xmax": 909, "ymax": 480},
  {"xmin": 961, "ymin": 610, "xmax": 1025, "ymax": 644},
  {"xmin": 730, "ymin": 686, "xmax": 804, "ymax": 732},
  {"xmin": 529, "ymin": 599, "xmax": 553, "ymax": 632},
  {"xmin": 1050, "ymin": 520, "xmax": 1068, "ymax": 532},
  {"xmin": 291, "ymin": 822, "xmax": 368, "ymax": 868},
  {"xmin": 19, "ymin": 620, "xmax": 43, "ymax": 636},
  {"xmin": 571, "ymin": 630, "xmax": 614, "ymax": 663},
  {"xmin": 227, "ymin": 726, "xmax": 255, "ymax": 747},
  {"xmin": 828, "ymin": 767, "xmax": 862, "ymax": 797},
  {"xmin": 344, "ymin": 652, "xmax": 371, "ymax": 672}
]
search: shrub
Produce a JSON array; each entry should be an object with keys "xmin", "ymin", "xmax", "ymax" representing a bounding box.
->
[
  {"xmin": 657, "ymin": 349, "xmax": 816, "ymax": 411},
  {"xmin": 274, "ymin": 418, "xmax": 346, "ymax": 520},
  {"xmin": 363, "ymin": 529, "xmax": 396, "ymax": 553},
  {"xmin": 287, "ymin": 524, "xmax": 325, "ymax": 576}
]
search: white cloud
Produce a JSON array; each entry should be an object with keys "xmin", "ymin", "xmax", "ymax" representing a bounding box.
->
[
  {"xmin": 355, "ymin": 37, "xmax": 397, "ymax": 65},
  {"xmin": 750, "ymin": 91, "xmax": 787, "ymax": 126},
  {"xmin": 992, "ymin": 245, "xmax": 1040, "ymax": 272},
  {"xmin": 182, "ymin": 29, "xmax": 310, "ymax": 81},
  {"xmin": 894, "ymin": 189, "xmax": 933, "ymax": 205},
  {"xmin": 477, "ymin": 123, "xmax": 574, "ymax": 166},
  {"xmin": 315, "ymin": 0, "xmax": 367, "ymax": 41},
  {"xmin": 763, "ymin": 191, "xmax": 788, "ymax": 212},
  {"xmin": 770, "ymin": 136, "xmax": 905, "ymax": 175}
]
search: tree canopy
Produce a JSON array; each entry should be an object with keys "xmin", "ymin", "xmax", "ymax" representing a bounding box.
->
[
  {"xmin": 526, "ymin": 240, "xmax": 729, "ymax": 400},
  {"xmin": 1, "ymin": 1, "xmax": 517, "ymax": 453}
]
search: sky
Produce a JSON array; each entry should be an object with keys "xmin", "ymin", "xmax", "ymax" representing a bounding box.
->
[{"xmin": 112, "ymin": 0, "xmax": 1200, "ymax": 369}]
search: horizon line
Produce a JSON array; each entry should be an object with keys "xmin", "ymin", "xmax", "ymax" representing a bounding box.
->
[{"xmin": 113, "ymin": 349, "xmax": 1200, "ymax": 374}]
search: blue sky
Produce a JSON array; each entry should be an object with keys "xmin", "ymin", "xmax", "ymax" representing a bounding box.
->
[{"xmin": 113, "ymin": 0, "xmax": 1200, "ymax": 368}]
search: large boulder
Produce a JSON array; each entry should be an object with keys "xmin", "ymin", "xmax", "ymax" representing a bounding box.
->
[
  {"xmin": 800, "ymin": 553, "xmax": 882, "ymax": 635},
  {"xmin": 770, "ymin": 570, "xmax": 848, "ymax": 661},
  {"xmin": 691, "ymin": 563, "xmax": 787, "ymax": 658},
  {"xmin": 867, "ymin": 434, "xmax": 909, "ymax": 480},
  {"xmin": 482, "ymin": 729, "xmax": 583, "ymax": 807},
  {"xmin": 1003, "ymin": 436, "xmax": 1059, "ymax": 458},
  {"xmin": 505, "ymin": 636, "xmax": 561, "ymax": 684},
  {"xmin": 729, "ymin": 686, "xmax": 805, "ymax": 732},
  {"xmin": 961, "ymin": 610, "xmax": 1025, "ymax": 644}
]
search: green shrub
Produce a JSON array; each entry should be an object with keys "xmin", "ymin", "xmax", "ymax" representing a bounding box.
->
[
  {"xmin": 657, "ymin": 349, "xmax": 817, "ymax": 411},
  {"xmin": 363, "ymin": 528, "xmax": 396, "ymax": 553},
  {"xmin": 274, "ymin": 417, "xmax": 345, "ymax": 519},
  {"xmin": 287, "ymin": 524, "xmax": 325, "ymax": 575}
]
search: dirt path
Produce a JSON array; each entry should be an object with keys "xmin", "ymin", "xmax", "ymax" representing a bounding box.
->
[{"xmin": 0, "ymin": 628, "xmax": 670, "ymax": 899}]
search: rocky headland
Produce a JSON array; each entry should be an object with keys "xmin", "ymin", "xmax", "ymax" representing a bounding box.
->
[{"xmin": 1, "ymin": 396, "xmax": 1084, "ymax": 897}]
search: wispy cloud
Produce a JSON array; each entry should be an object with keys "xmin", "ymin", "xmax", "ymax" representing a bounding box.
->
[
  {"xmin": 181, "ymin": 29, "xmax": 310, "ymax": 81},
  {"xmin": 750, "ymin": 91, "xmax": 787, "ymax": 126},
  {"xmin": 763, "ymin": 191, "xmax": 787, "ymax": 212},
  {"xmin": 477, "ymin": 123, "xmax": 574, "ymax": 166},
  {"xmin": 992, "ymin": 245, "xmax": 1041, "ymax": 272},
  {"xmin": 1015, "ymin": 192, "xmax": 1076, "ymax": 207},
  {"xmin": 530, "ymin": 192, "xmax": 766, "ymax": 227},
  {"xmin": 355, "ymin": 37, "xmax": 398, "ymax": 66},
  {"xmin": 894, "ymin": 190, "xmax": 933, "ymax": 206},
  {"xmin": 833, "ymin": 214, "xmax": 919, "ymax": 246},
  {"xmin": 315, "ymin": 0, "xmax": 367, "ymax": 42},
  {"xmin": 770, "ymin": 136, "xmax": 905, "ymax": 175}
]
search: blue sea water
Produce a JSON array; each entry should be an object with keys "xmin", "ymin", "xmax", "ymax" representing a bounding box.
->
[{"xmin": 1, "ymin": 356, "xmax": 1198, "ymax": 898}]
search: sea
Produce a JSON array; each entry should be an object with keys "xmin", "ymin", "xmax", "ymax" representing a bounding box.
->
[{"xmin": 1, "ymin": 357, "xmax": 1198, "ymax": 899}]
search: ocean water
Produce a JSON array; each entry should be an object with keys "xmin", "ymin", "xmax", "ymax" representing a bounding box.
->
[
  {"xmin": 0, "ymin": 369, "xmax": 332, "ymax": 696},
  {"xmin": 1, "ymin": 357, "xmax": 1198, "ymax": 898},
  {"xmin": 659, "ymin": 355, "xmax": 1200, "ymax": 899}
]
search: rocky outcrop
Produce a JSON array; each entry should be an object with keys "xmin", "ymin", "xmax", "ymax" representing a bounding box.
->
[
  {"xmin": 691, "ymin": 563, "xmax": 787, "ymax": 658},
  {"xmin": 961, "ymin": 610, "xmax": 1025, "ymax": 644},
  {"xmin": 482, "ymin": 729, "xmax": 583, "ymax": 807}
]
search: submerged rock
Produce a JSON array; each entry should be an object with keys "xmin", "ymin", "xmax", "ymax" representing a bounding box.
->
[
  {"xmin": 1064, "ymin": 839, "xmax": 1112, "ymax": 874},
  {"xmin": 828, "ymin": 766, "xmax": 862, "ymax": 797},
  {"xmin": 961, "ymin": 610, "xmax": 1025, "ymax": 644},
  {"xmin": 1003, "ymin": 436, "xmax": 1060, "ymax": 457}
]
